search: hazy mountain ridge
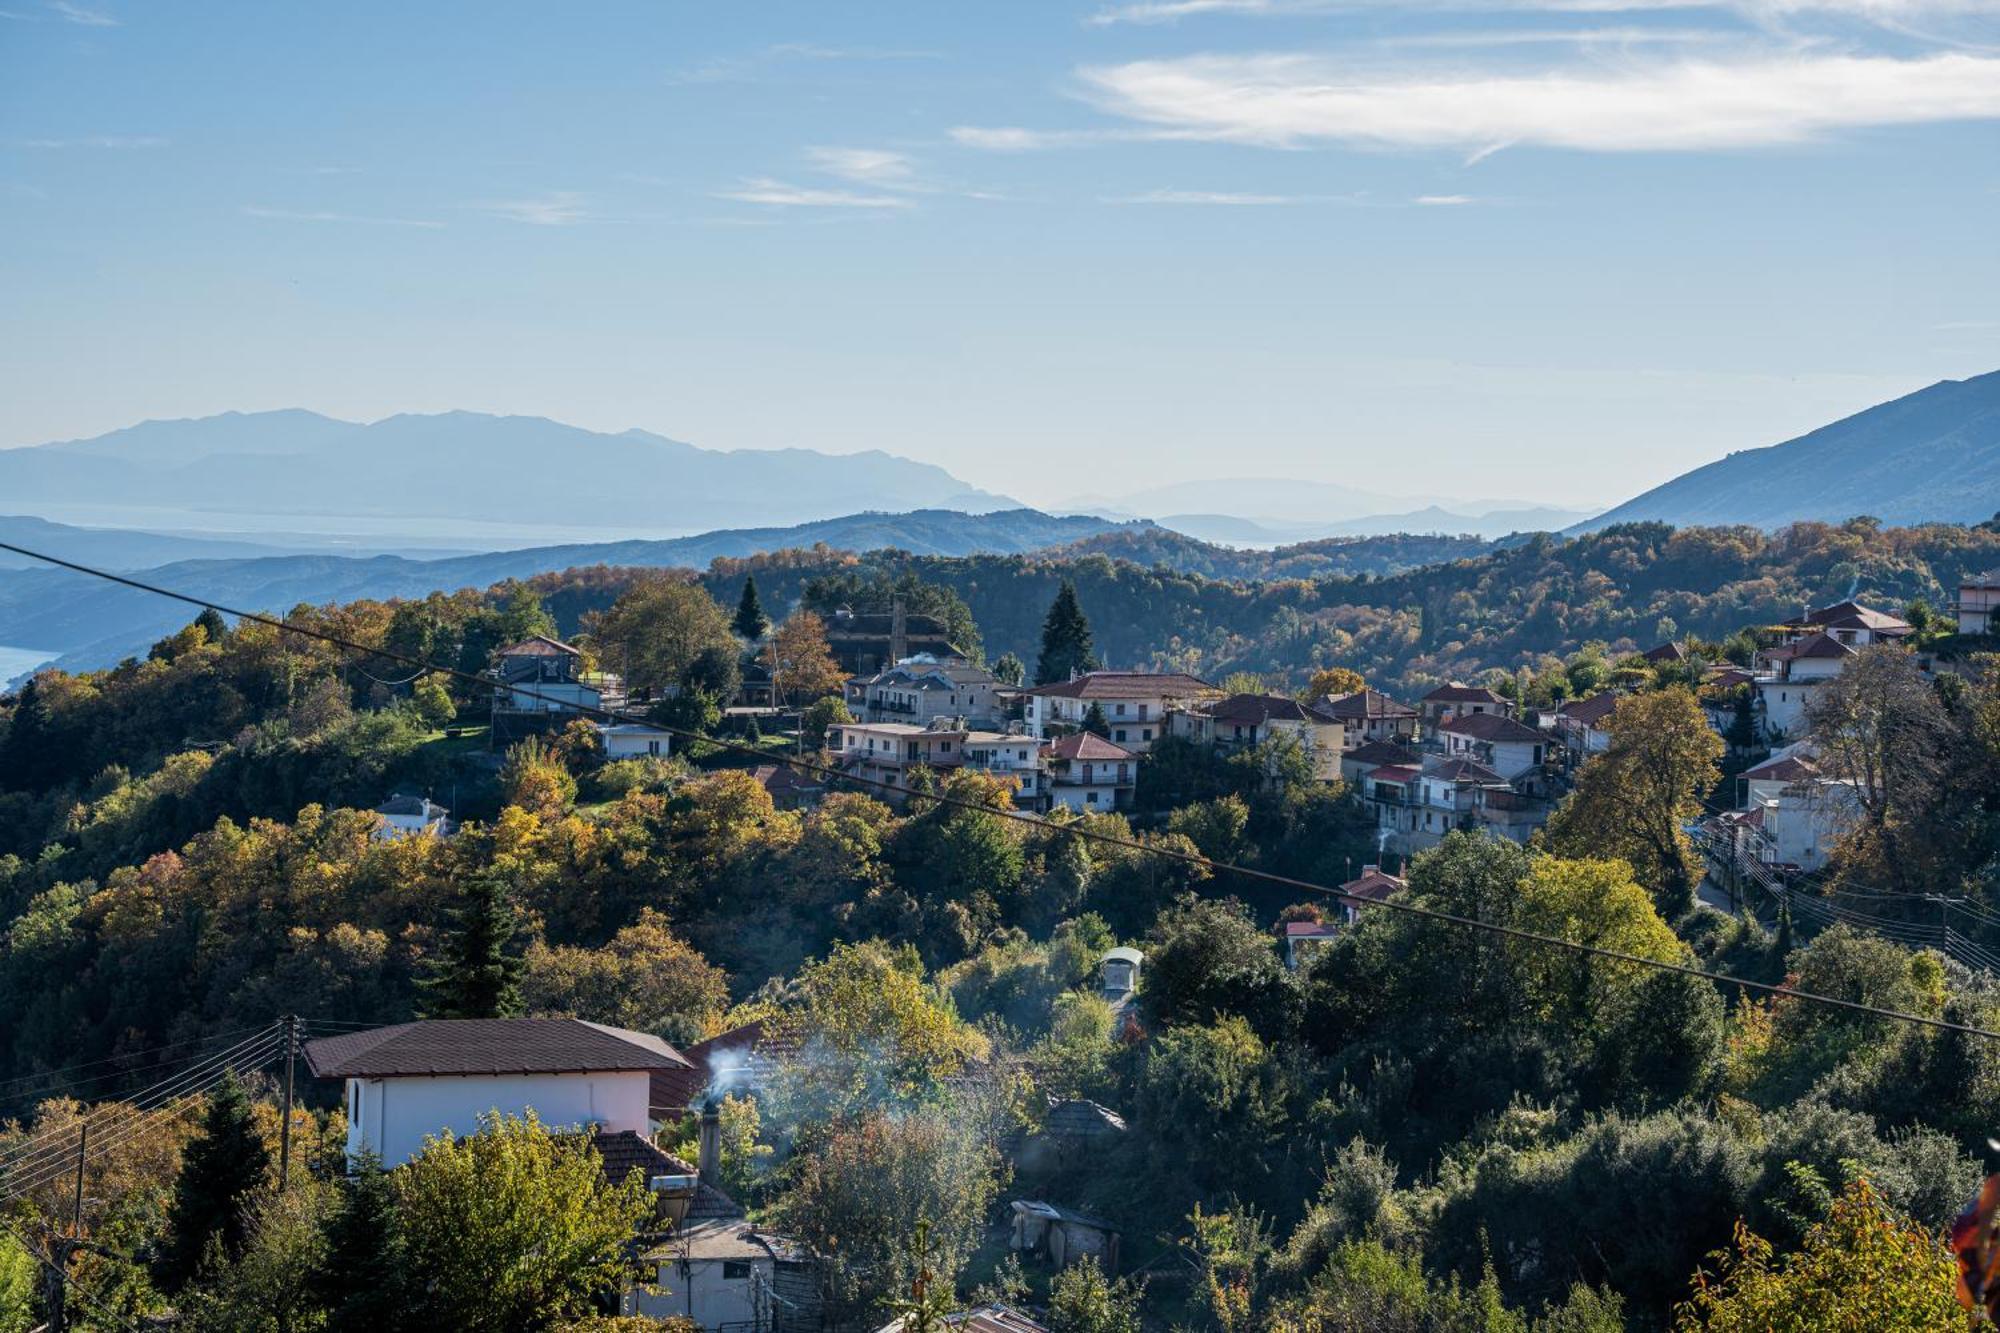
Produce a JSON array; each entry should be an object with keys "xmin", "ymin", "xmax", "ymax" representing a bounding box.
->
[{"xmin": 1581, "ymin": 370, "xmax": 2000, "ymax": 531}]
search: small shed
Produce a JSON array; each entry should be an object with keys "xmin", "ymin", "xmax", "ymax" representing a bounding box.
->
[
  {"xmin": 1009, "ymin": 1200, "xmax": 1121, "ymax": 1274},
  {"xmin": 1099, "ymin": 946, "xmax": 1143, "ymax": 999}
]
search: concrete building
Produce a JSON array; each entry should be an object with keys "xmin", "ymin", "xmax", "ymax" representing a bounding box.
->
[
  {"xmin": 598, "ymin": 721, "xmax": 672, "ymax": 761},
  {"xmin": 1044, "ymin": 731, "xmax": 1137, "ymax": 811},
  {"xmin": 372, "ymin": 793, "xmax": 451, "ymax": 840},
  {"xmin": 1021, "ymin": 671, "xmax": 1218, "ymax": 753},
  {"xmin": 1172, "ymin": 692, "xmax": 1345, "ymax": 781},
  {"xmin": 847, "ymin": 656, "xmax": 1001, "ymax": 728},
  {"xmin": 1319, "ymin": 688, "xmax": 1420, "ymax": 749},
  {"xmin": 1956, "ymin": 570, "xmax": 2000, "ymax": 636}
]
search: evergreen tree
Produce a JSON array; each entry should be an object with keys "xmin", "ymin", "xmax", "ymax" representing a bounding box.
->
[
  {"xmin": 194, "ymin": 607, "xmax": 229, "ymax": 644},
  {"xmin": 1035, "ymin": 580, "xmax": 1098, "ymax": 685},
  {"xmin": 991, "ymin": 652, "xmax": 1027, "ymax": 688},
  {"xmin": 420, "ymin": 876, "xmax": 525, "ymax": 1019},
  {"xmin": 733, "ymin": 576, "xmax": 771, "ymax": 641},
  {"xmin": 1081, "ymin": 700, "xmax": 1112, "ymax": 738},
  {"xmin": 316, "ymin": 1152, "xmax": 406, "ymax": 1330},
  {"xmin": 158, "ymin": 1071, "xmax": 270, "ymax": 1291}
]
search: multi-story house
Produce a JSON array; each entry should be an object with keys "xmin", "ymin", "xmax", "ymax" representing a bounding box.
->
[
  {"xmin": 1754, "ymin": 633, "xmax": 1853, "ymax": 742},
  {"xmin": 847, "ymin": 656, "xmax": 1000, "ymax": 727},
  {"xmin": 1417, "ymin": 683, "xmax": 1512, "ymax": 730},
  {"xmin": 1435, "ymin": 712, "xmax": 1549, "ymax": 785},
  {"xmin": 823, "ymin": 601, "xmax": 963, "ymax": 677},
  {"xmin": 1318, "ymin": 689, "xmax": 1420, "ymax": 749},
  {"xmin": 1022, "ymin": 671, "xmax": 1218, "ymax": 753},
  {"xmin": 1044, "ymin": 732, "xmax": 1137, "ymax": 812},
  {"xmin": 1171, "ymin": 693, "xmax": 1344, "ymax": 781},
  {"xmin": 1774, "ymin": 598, "xmax": 1912, "ymax": 649},
  {"xmin": 490, "ymin": 635, "xmax": 613, "ymax": 744},
  {"xmin": 828, "ymin": 719, "xmax": 969, "ymax": 803},
  {"xmin": 962, "ymin": 730, "xmax": 1049, "ymax": 808},
  {"xmin": 1956, "ymin": 570, "xmax": 2000, "ymax": 636},
  {"xmin": 1554, "ymin": 692, "xmax": 1619, "ymax": 762},
  {"xmin": 1340, "ymin": 738, "xmax": 1420, "ymax": 787}
]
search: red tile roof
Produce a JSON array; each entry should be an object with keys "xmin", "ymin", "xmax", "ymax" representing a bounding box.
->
[
  {"xmin": 1282, "ymin": 921, "xmax": 1340, "ymax": 938},
  {"xmin": 1340, "ymin": 868, "xmax": 1406, "ymax": 902},
  {"xmin": 1804, "ymin": 600, "xmax": 1910, "ymax": 634},
  {"xmin": 1742, "ymin": 753, "xmax": 1818, "ymax": 782},
  {"xmin": 1559, "ymin": 692, "xmax": 1620, "ymax": 727},
  {"xmin": 1438, "ymin": 712, "xmax": 1546, "ymax": 744},
  {"xmin": 303, "ymin": 1018, "xmax": 691, "ymax": 1080},
  {"xmin": 1047, "ymin": 732, "xmax": 1136, "ymax": 762},
  {"xmin": 1202, "ymin": 693, "xmax": 1337, "ymax": 725},
  {"xmin": 1642, "ymin": 642, "xmax": 1688, "ymax": 663},
  {"xmin": 1790, "ymin": 632, "xmax": 1857, "ymax": 660},
  {"xmin": 1027, "ymin": 671, "xmax": 1216, "ymax": 700},
  {"xmin": 1346, "ymin": 739, "xmax": 1420, "ymax": 766}
]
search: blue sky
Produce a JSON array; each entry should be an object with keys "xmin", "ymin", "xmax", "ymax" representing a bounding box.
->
[{"xmin": 3, "ymin": 0, "xmax": 1998, "ymax": 510}]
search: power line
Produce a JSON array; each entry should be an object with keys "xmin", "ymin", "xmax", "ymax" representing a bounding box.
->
[
  {"xmin": 0, "ymin": 1023, "xmax": 274, "ymax": 1102},
  {"xmin": 4, "ymin": 538, "xmax": 1998, "ymax": 1042}
]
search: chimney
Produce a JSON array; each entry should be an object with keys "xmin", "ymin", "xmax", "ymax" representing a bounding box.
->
[
  {"xmin": 890, "ymin": 597, "xmax": 909, "ymax": 666},
  {"xmin": 697, "ymin": 1100, "xmax": 721, "ymax": 1183}
]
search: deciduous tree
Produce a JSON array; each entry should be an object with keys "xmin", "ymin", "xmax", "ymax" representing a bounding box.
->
[{"xmin": 767, "ymin": 610, "xmax": 846, "ymax": 704}]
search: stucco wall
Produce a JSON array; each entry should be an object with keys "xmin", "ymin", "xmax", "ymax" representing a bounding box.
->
[{"xmin": 345, "ymin": 1070, "xmax": 650, "ymax": 1167}]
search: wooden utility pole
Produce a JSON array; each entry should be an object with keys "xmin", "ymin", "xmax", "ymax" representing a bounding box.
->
[{"xmin": 279, "ymin": 1014, "xmax": 298, "ymax": 1190}]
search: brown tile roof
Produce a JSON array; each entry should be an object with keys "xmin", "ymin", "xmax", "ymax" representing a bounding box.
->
[
  {"xmin": 1346, "ymin": 739, "xmax": 1420, "ymax": 766},
  {"xmin": 1422, "ymin": 756, "xmax": 1504, "ymax": 784},
  {"xmin": 1438, "ymin": 712, "xmax": 1546, "ymax": 744},
  {"xmin": 1642, "ymin": 642, "xmax": 1688, "ymax": 663},
  {"xmin": 750, "ymin": 764, "xmax": 826, "ymax": 796},
  {"xmin": 303, "ymin": 1019, "xmax": 692, "ymax": 1080},
  {"xmin": 1366, "ymin": 764, "xmax": 1421, "ymax": 783},
  {"xmin": 1027, "ymin": 671, "xmax": 1216, "ymax": 700},
  {"xmin": 496, "ymin": 634, "xmax": 579, "ymax": 657},
  {"xmin": 1805, "ymin": 600, "xmax": 1910, "ymax": 634},
  {"xmin": 1340, "ymin": 867, "xmax": 1406, "ymax": 902},
  {"xmin": 1282, "ymin": 920, "xmax": 1339, "ymax": 939},
  {"xmin": 1320, "ymin": 688, "xmax": 1418, "ymax": 721},
  {"xmin": 1047, "ymin": 732, "xmax": 1136, "ymax": 762},
  {"xmin": 1422, "ymin": 683, "xmax": 1507, "ymax": 705},
  {"xmin": 1742, "ymin": 753, "xmax": 1818, "ymax": 782},
  {"xmin": 593, "ymin": 1130, "xmax": 694, "ymax": 1189},
  {"xmin": 1559, "ymin": 692, "xmax": 1620, "ymax": 727},
  {"xmin": 1202, "ymin": 693, "xmax": 1337, "ymax": 725},
  {"xmin": 1790, "ymin": 632, "xmax": 1857, "ymax": 661}
]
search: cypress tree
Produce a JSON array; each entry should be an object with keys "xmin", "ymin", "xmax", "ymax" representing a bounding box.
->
[
  {"xmin": 420, "ymin": 876, "xmax": 524, "ymax": 1019},
  {"xmin": 733, "ymin": 576, "xmax": 771, "ymax": 641},
  {"xmin": 158, "ymin": 1071, "xmax": 270, "ymax": 1291},
  {"xmin": 1035, "ymin": 580, "xmax": 1098, "ymax": 685}
]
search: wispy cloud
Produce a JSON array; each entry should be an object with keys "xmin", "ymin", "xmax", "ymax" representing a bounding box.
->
[
  {"xmin": 476, "ymin": 193, "xmax": 587, "ymax": 225},
  {"xmin": 1108, "ymin": 188, "xmax": 1300, "ymax": 203},
  {"xmin": 1087, "ymin": 0, "xmax": 2000, "ymax": 23},
  {"xmin": 947, "ymin": 125, "xmax": 1148, "ymax": 151},
  {"xmin": 1414, "ymin": 193, "xmax": 1479, "ymax": 204},
  {"xmin": 715, "ymin": 177, "xmax": 915, "ymax": 208},
  {"xmin": 46, "ymin": 0, "xmax": 116, "ymax": 25},
  {"xmin": 244, "ymin": 205, "xmax": 444, "ymax": 229},
  {"xmin": 805, "ymin": 146, "xmax": 919, "ymax": 187},
  {"xmin": 1063, "ymin": 51, "xmax": 2000, "ymax": 153},
  {"xmin": 16, "ymin": 134, "xmax": 165, "ymax": 148}
]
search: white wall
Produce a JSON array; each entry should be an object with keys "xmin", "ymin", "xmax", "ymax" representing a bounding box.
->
[
  {"xmin": 630, "ymin": 1256, "xmax": 769, "ymax": 1329},
  {"xmin": 345, "ymin": 1070, "xmax": 651, "ymax": 1168},
  {"xmin": 604, "ymin": 730, "xmax": 670, "ymax": 760}
]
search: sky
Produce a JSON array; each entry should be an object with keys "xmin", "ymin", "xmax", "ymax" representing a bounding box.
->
[{"xmin": 3, "ymin": 0, "xmax": 1998, "ymax": 512}]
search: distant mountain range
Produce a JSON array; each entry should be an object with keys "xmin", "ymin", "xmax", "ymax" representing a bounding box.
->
[
  {"xmin": 0, "ymin": 509, "xmax": 1135, "ymax": 675},
  {"xmin": 1157, "ymin": 505, "xmax": 1596, "ymax": 545},
  {"xmin": 0, "ymin": 409, "xmax": 1016, "ymax": 536},
  {"xmin": 1578, "ymin": 370, "xmax": 2000, "ymax": 531}
]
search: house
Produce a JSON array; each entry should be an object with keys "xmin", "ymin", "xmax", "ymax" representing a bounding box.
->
[
  {"xmin": 1319, "ymin": 688, "xmax": 1420, "ymax": 749},
  {"xmin": 962, "ymin": 730, "xmax": 1049, "ymax": 808},
  {"xmin": 1956, "ymin": 570, "xmax": 2000, "ymax": 636},
  {"xmin": 1435, "ymin": 712, "xmax": 1549, "ymax": 784},
  {"xmin": 1642, "ymin": 642, "xmax": 1688, "ymax": 664},
  {"xmin": 877, "ymin": 1306, "xmax": 1051, "ymax": 1333},
  {"xmin": 598, "ymin": 721, "xmax": 672, "ymax": 761},
  {"xmin": 1337, "ymin": 864, "xmax": 1405, "ymax": 925},
  {"xmin": 1737, "ymin": 744, "xmax": 1820, "ymax": 810},
  {"xmin": 824, "ymin": 601, "xmax": 962, "ymax": 677},
  {"xmin": 1780, "ymin": 598, "xmax": 1912, "ymax": 648},
  {"xmin": 1755, "ymin": 632, "xmax": 1854, "ymax": 742},
  {"xmin": 1009, "ymin": 1200, "xmax": 1121, "ymax": 1273},
  {"xmin": 1044, "ymin": 731, "xmax": 1137, "ymax": 811},
  {"xmin": 1100, "ymin": 946, "xmax": 1143, "ymax": 1003},
  {"xmin": 828, "ymin": 719, "xmax": 970, "ymax": 803},
  {"xmin": 749, "ymin": 764, "xmax": 827, "ymax": 811},
  {"xmin": 1340, "ymin": 738, "xmax": 1420, "ymax": 787},
  {"xmin": 1361, "ymin": 763, "xmax": 1425, "ymax": 851},
  {"xmin": 1021, "ymin": 671, "xmax": 1219, "ymax": 753},
  {"xmin": 1172, "ymin": 693, "xmax": 1344, "ymax": 781},
  {"xmin": 490, "ymin": 635, "xmax": 611, "ymax": 743},
  {"xmin": 1279, "ymin": 919, "xmax": 1339, "ymax": 970},
  {"xmin": 301, "ymin": 1017, "xmax": 696, "ymax": 1170},
  {"xmin": 1554, "ymin": 692, "xmax": 1620, "ymax": 760},
  {"xmin": 626, "ymin": 1102, "xmax": 821, "ymax": 1332},
  {"xmin": 1418, "ymin": 683, "xmax": 1513, "ymax": 729},
  {"xmin": 372, "ymin": 793, "xmax": 451, "ymax": 840},
  {"xmin": 1014, "ymin": 1098, "xmax": 1128, "ymax": 1174},
  {"xmin": 847, "ymin": 656, "xmax": 1000, "ymax": 727},
  {"xmin": 1753, "ymin": 777, "xmax": 1865, "ymax": 872}
]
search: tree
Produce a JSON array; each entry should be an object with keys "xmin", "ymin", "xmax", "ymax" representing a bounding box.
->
[
  {"xmin": 587, "ymin": 574, "xmax": 735, "ymax": 692},
  {"xmin": 1300, "ymin": 667, "xmax": 1365, "ymax": 703},
  {"xmin": 195, "ymin": 606, "xmax": 230, "ymax": 644},
  {"xmin": 1541, "ymin": 687, "xmax": 1722, "ymax": 916},
  {"xmin": 991, "ymin": 652, "xmax": 1027, "ymax": 687},
  {"xmin": 412, "ymin": 674, "xmax": 457, "ymax": 727},
  {"xmin": 316, "ymin": 1153, "xmax": 405, "ymax": 1331},
  {"xmin": 801, "ymin": 695, "xmax": 852, "ymax": 749},
  {"xmin": 179, "ymin": 1179, "xmax": 333, "ymax": 1333},
  {"xmin": 1036, "ymin": 581, "xmax": 1098, "ymax": 685},
  {"xmin": 421, "ymin": 875, "xmax": 525, "ymax": 1019},
  {"xmin": 499, "ymin": 737, "xmax": 576, "ymax": 819},
  {"xmin": 522, "ymin": 908, "xmax": 730, "ymax": 1045},
  {"xmin": 733, "ymin": 576, "xmax": 771, "ymax": 641},
  {"xmin": 1049, "ymin": 1258, "xmax": 1144, "ymax": 1333},
  {"xmin": 0, "ymin": 1233, "xmax": 32, "ymax": 1333},
  {"xmin": 768, "ymin": 610, "xmax": 846, "ymax": 704},
  {"xmin": 1673, "ymin": 1178, "xmax": 1968, "ymax": 1331},
  {"xmin": 1804, "ymin": 644, "xmax": 1952, "ymax": 889},
  {"xmin": 394, "ymin": 1114, "xmax": 650, "ymax": 1331},
  {"xmin": 159, "ymin": 1071, "xmax": 272, "ymax": 1291},
  {"xmin": 1142, "ymin": 895, "xmax": 1294, "ymax": 1037},
  {"xmin": 1081, "ymin": 700, "xmax": 1111, "ymax": 738}
]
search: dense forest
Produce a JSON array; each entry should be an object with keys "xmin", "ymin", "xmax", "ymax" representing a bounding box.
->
[{"xmin": 4, "ymin": 518, "xmax": 2000, "ymax": 1329}]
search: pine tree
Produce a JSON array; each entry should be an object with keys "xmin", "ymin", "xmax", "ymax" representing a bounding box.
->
[
  {"xmin": 194, "ymin": 607, "xmax": 229, "ymax": 644},
  {"xmin": 420, "ymin": 876, "xmax": 525, "ymax": 1019},
  {"xmin": 1082, "ymin": 700, "xmax": 1112, "ymax": 738},
  {"xmin": 158, "ymin": 1071, "xmax": 271, "ymax": 1291},
  {"xmin": 733, "ymin": 576, "xmax": 771, "ymax": 641},
  {"xmin": 315, "ymin": 1151, "xmax": 406, "ymax": 1329},
  {"xmin": 1035, "ymin": 580, "xmax": 1098, "ymax": 685}
]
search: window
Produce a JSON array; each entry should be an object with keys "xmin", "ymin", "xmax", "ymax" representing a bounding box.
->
[
  {"xmin": 647, "ymin": 740, "xmax": 661, "ymax": 756},
  {"xmin": 1087, "ymin": 791, "xmax": 1099, "ymax": 804},
  {"xmin": 723, "ymin": 1261, "xmax": 752, "ymax": 1281},
  {"xmin": 1139, "ymin": 703, "xmax": 1149, "ymax": 720},
  {"xmin": 1114, "ymin": 729, "xmax": 1127, "ymax": 742},
  {"xmin": 1115, "ymin": 703, "xmax": 1127, "ymax": 716},
  {"xmin": 1142, "ymin": 727, "xmax": 1153, "ymax": 740},
  {"xmin": 349, "ymin": 1082, "xmax": 359, "ymax": 1127}
]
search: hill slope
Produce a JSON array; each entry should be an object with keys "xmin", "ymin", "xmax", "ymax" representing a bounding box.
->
[
  {"xmin": 0, "ymin": 409, "xmax": 1015, "ymax": 534},
  {"xmin": 1581, "ymin": 370, "xmax": 2000, "ymax": 531}
]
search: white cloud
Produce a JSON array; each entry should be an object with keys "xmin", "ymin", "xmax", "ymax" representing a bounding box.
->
[
  {"xmin": 715, "ymin": 177, "xmax": 915, "ymax": 208},
  {"xmin": 477, "ymin": 193, "xmax": 587, "ymax": 225},
  {"xmin": 1068, "ymin": 50, "xmax": 2000, "ymax": 152},
  {"xmin": 46, "ymin": 0, "xmax": 116, "ymax": 25},
  {"xmin": 244, "ymin": 205, "xmax": 444, "ymax": 229},
  {"xmin": 805, "ymin": 146, "xmax": 919, "ymax": 186},
  {"xmin": 17, "ymin": 134, "xmax": 165, "ymax": 148},
  {"xmin": 1414, "ymin": 193, "xmax": 1479, "ymax": 203},
  {"xmin": 1109, "ymin": 188, "xmax": 1300, "ymax": 203},
  {"xmin": 1087, "ymin": 0, "xmax": 2000, "ymax": 22},
  {"xmin": 947, "ymin": 125, "xmax": 1146, "ymax": 151}
]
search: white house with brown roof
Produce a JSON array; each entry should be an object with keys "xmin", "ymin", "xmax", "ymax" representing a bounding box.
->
[
  {"xmin": 828, "ymin": 719, "xmax": 969, "ymax": 802},
  {"xmin": 1172, "ymin": 693, "xmax": 1344, "ymax": 780},
  {"xmin": 1554, "ymin": 692, "xmax": 1620, "ymax": 760},
  {"xmin": 1337, "ymin": 864, "xmax": 1406, "ymax": 925},
  {"xmin": 1319, "ymin": 689, "xmax": 1419, "ymax": 749},
  {"xmin": 1340, "ymin": 738, "xmax": 1421, "ymax": 787},
  {"xmin": 1737, "ymin": 743, "xmax": 1820, "ymax": 810},
  {"xmin": 1022, "ymin": 671, "xmax": 1219, "ymax": 753},
  {"xmin": 302, "ymin": 1018, "xmax": 695, "ymax": 1170},
  {"xmin": 372, "ymin": 793, "xmax": 451, "ymax": 841},
  {"xmin": 1418, "ymin": 683, "xmax": 1512, "ymax": 730},
  {"xmin": 1436, "ymin": 711, "xmax": 1548, "ymax": 783},
  {"xmin": 962, "ymin": 730, "xmax": 1049, "ymax": 807},
  {"xmin": 1755, "ymin": 632, "xmax": 1854, "ymax": 741},
  {"xmin": 847, "ymin": 656, "xmax": 1001, "ymax": 727},
  {"xmin": 1957, "ymin": 571, "xmax": 2000, "ymax": 636},
  {"xmin": 1045, "ymin": 732, "xmax": 1137, "ymax": 811}
]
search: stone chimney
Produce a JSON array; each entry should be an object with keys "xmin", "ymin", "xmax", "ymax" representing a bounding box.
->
[{"xmin": 697, "ymin": 1100, "xmax": 721, "ymax": 1183}]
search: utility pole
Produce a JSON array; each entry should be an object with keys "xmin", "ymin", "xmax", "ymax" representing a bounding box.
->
[
  {"xmin": 69, "ymin": 1121, "xmax": 88, "ymax": 1237},
  {"xmin": 279, "ymin": 1014, "xmax": 298, "ymax": 1190}
]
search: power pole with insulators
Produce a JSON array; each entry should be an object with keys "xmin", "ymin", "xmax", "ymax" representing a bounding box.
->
[{"xmin": 279, "ymin": 1014, "xmax": 298, "ymax": 1190}]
